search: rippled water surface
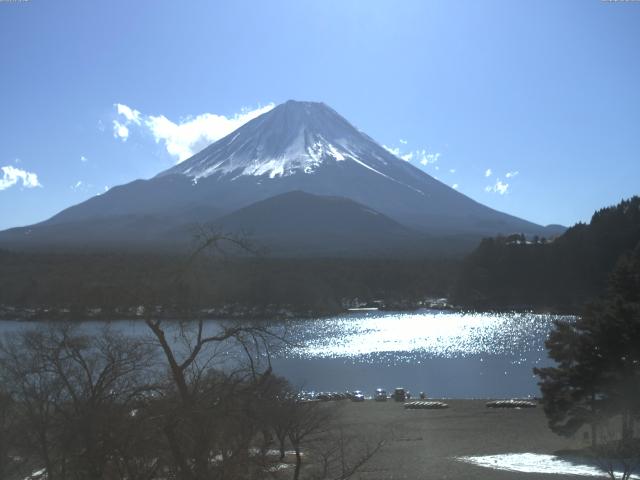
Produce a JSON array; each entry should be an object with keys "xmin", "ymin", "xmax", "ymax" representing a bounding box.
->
[
  {"xmin": 270, "ymin": 310, "xmax": 569, "ymax": 398},
  {"xmin": 0, "ymin": 310, "xmax": 569, "ymax": 398},
  {"xmin": 284, "ymin": 310, "xmax": 554, "ymax": 360}
]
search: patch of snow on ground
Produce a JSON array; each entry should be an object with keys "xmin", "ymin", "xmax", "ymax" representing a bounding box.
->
[{"xmin": 458, "ymin": 453, "xmax": 639, "ymax": 478}]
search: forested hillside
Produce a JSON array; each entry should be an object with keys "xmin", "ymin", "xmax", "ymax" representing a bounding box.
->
[
  {"xmin": 453, "ymin": 197, "xmax": 640, "ymax": 312},
  {"xmin": 0, "ymin": 250, "xmax": 457, "ymax": 319}
]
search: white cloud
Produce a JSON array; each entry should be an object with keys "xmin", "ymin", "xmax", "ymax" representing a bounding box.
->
[
  {"xmin": 384, "ymin": 144, "xmax": 443, "ymax": 168},
  {"xmin": 452, "ymin": 183, "xmax": 459, "ymax": 189},
  {"xmin": 485, "ymin": 179, "xmax": 509, "ymax": 195},
  {"xmin": 383, "ymin": 145, "xmax": 401, "ymax": 156},
  {"xmin": 0, "ymin": 165, "xmax": 42, "ymax": 191},
  {"xmin": 80, "ymin": 155, "xmax": 88, "ymax": 163},
  {"xmin": 113, "ymin": 120, "xmax": 129, "ymax": 141},
  {"xmin": 115, "ymin": 103, "xmax": 141, "ymax": 125},
  {"xmin": 449, "ymin": 168, "xmax": 456, "ymax": 174},
  {"xmin": 419, "ymin": 151, "xmax": 440, "ymax": 166},
  {"xmin": 71, "ymin": 180, "xmax": 96, "ymax": 192},
  {"xmin": 505, "ymin": 170, "xmax": 519, "ymax": 178},
  {"xmin": 485, "ymin": 168, "xmax": 492, "ymax": 177},
  {"xmin": 113, "ymin": 103, "xmax": 275, "ymax": 162}
]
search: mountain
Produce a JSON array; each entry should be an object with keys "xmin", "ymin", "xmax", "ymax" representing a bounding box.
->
[
  {"xmin": 215, "ymin": 190, "xmax": 426, "ymax": 256},
  {"xmin": 0, "ymin": 100, "xmax": 561, "ymax": 255}
]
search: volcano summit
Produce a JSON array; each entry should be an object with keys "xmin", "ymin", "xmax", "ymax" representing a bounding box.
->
[{"xmin": 0, "ymin": 100, "xmax": 562, "ymax": 255}]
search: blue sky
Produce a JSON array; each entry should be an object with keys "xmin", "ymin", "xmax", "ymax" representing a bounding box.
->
[{"xmin": 1, "ymin": 0, "xmax": 639, "ymax": 230}]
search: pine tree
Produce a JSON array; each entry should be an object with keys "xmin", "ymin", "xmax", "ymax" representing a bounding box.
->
[{"xmin": 535, "ymin": 244, "xmax": 640, "ymax": 446}]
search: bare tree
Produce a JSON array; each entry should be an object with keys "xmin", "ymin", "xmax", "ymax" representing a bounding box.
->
[
  {"xmin": 0, "ymin": 388, "xmax": 26, "ymax": 480},
  {"xmin": 587, "ymin": 419, "xmax": 640, "ymax": 480},
  {"xmin": 0, "ymin": 228, "xmax": 384, "ymax": 480},
  {"xmin": 310, "ymin": 427, "xmax": 385, "ymax": 480},
  {"xmin": 0, "ymin": 324, "xmax": 156, "ymax": 480},
  {"xmin": 144, "ymin": 315, "xmax": 286, "ymax": 480}
]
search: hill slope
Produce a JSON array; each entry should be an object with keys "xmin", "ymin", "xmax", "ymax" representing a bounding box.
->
[
  {"xmin": 453, "ymin": 196, "xmax": 640, "ymax": 311},
  {"xmin": 215, "ymin": 191, "xmax": 426, "ymax": 256}
]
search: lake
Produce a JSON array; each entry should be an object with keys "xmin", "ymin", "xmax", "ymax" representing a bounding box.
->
[{"xmin": 0, "ymin": 309, "xmax": 569, "ymax": 398}]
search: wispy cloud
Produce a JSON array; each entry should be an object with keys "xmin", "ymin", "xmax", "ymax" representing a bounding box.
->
[
  {"xmin": 485, "ymin": 168, "xmax": 492, "ymax": 177},
  {"xmin": 485, "ymin": 179, "xmax": 509, "ymax": 195},
  {"xmin": 0, "ymin": 165, "xmax": 42, "ymax": 191},
  {"xmin": 383, "ymin": 145, "xmax": 401, "ymax": 156},
  {"xmin": 96, "ymin": 185, "xmax": 110, "ymax": 196},
  {"xmin": 116, "ymin": 104, "xmax": 142, "ymax": 124},
  {"xmin": 452, "ymin": 183, "xmax": 459, "ymax": 189},
  {"xmin": 449, "ymin": 168, "xmax": 456, "ymax": 174},
  {"xmin": 505, "ymin": 170, "xmax": 519, "ymax": 178},
  {"xmin": 80, "ymin": 155, "xmax": 88, "ymax": 163},
  {"xmin": 113, "ymin": 120, "xmax": 130, "ymax": 141},
  {"xmin": 384, "ymin": 143, "xmax": 441, "ymax": 167},
  {"xmin": 384, "ymin": 145, "xmax": 422, "ymax": 162},
  {"xmin": 112, "ymin": 103, "xmax": 275, "ymax": 162},
  {"xmin": 419, "ymin": 151, "xmax": 440, "ymax": 166}
]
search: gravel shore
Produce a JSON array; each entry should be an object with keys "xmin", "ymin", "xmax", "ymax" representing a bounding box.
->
[{"xmin": 334, "ymin": 399, "xmax": 587, "ymax": 480}]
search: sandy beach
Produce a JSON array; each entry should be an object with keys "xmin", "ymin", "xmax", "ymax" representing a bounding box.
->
[{"xmin": 332, "ymin": 399, "xmax": 589, "ymax": 480}]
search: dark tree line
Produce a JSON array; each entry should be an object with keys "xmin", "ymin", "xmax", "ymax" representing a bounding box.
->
[
  {"xmin": 453, "ymin": 196, "xmax": 640, "ymax": 312},
  {"xmin": 5, "ymin": 197, "xmax": 639, "ymax": 319},
  {"xmin": 0, "ymin": 249, "xmax": 458, "ymax": 319}
]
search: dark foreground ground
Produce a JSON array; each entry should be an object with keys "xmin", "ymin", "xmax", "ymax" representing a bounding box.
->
[{"xmin": 333, "ymin": 399, "xmax": 586, "ymax": 480}]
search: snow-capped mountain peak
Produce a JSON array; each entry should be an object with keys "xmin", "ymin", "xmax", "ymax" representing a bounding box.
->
[{"xmin": 158, "ymin": 100, "xmax": 398, "ymax": 181}]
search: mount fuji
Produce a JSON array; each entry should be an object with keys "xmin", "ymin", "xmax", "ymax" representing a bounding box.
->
[{"xmin": 0, "ymin": 100, "xmax": 562, "ymax": 255}]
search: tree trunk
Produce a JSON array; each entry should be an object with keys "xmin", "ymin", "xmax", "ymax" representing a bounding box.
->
[
  {"xmin": 164, "ymin": 424, "xmax": 194, "ymax": 480},
  {"xmin": 293, "ymin": 446, "xmax": 302, "ymax": 480},
  {"xmin": 278, "ymin": 435, "xmax": 286, "ymax": 461}
]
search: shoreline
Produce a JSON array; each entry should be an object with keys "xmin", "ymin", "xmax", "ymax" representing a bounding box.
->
[{"xmin": 0, "ymin": 303, "xmax": 578, "ymax": 322}]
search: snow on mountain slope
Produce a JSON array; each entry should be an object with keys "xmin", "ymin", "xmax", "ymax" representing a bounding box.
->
[
  {"xmin": 153, "ymin": 99, "xmax": 543, "ymax": 235},
  {"xmin": 159, "ymin": 100, "xmax": 422, "ymax": 193}
]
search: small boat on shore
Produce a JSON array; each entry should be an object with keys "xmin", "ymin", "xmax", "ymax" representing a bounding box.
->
[
  {"xmin": 486, "ymin": 399, "xmax": 537, "ymax": 409},
  {"xmin": 404, "ymin": 401, "xmax": 449, "ymax": 410}
]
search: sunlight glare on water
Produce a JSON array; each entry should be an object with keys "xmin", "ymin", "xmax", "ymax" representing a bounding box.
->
[{"xmin": 285, "ymin": 310, "xmax": 564, "ymax": 362}]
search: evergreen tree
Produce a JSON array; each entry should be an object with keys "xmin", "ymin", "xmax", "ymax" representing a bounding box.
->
[{"xmin": 535, "ymin": 245, "xmax": 640, "ymax": 446}]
